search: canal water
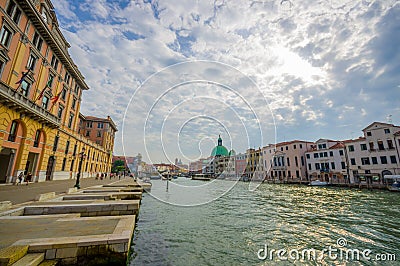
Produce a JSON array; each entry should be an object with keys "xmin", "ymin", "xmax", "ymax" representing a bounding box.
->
[{"xmin": 129, "ymin": 179, "xmax": 399, "ymax": 265}]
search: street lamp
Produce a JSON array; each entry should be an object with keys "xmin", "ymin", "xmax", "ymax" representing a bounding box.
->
[{"xmin": 75, "ymin": 147, "xmax": 86, "ymax": 189}]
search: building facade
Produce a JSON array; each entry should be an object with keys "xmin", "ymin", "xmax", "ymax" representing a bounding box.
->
[
  {"xmin": 263, "ymin": 141, "xmax": 313, "ymax": 182},
  {"xmin": 344, "ymin": 122, "xmax": 400, "ymax": 184},
  {"xmin": 0, "ymin": 0, "xmax": 115, "ymax": 183},
  {"xmin": 305, "ymin": 139, "xmax": 350, "ymax": 183}
]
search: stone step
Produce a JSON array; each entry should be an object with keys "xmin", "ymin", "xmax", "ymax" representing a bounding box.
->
[
  {"xmin": 12, "ymin": 253, "xmax": 44, "ymax": 266},
  {"xmin": 37, "ymin": 260, "xmax": 58, "ymax": 266},
  {"xmin": 0, "ymin": 245, "xmax": 29, "ymax": 266}
]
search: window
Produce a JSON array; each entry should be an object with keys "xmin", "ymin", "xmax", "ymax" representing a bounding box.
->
[
  {"xmin": 27, "ymin": 53, "xmax": 38, "ymax": 71},
  {"xmin": 377, "ymin": 141, "xmax": 384, "ymax": 151},
  {"xmin": 341, "ymin": 162, "xmax": 346, "ymax": 169},
  {"xmin": 86, "ymin": 130, "xmax": 90, "ymax": 137},
  {"xmin": 57, "ymin": 106, "xmax": 63, "ymax": 119},
  {"xmin": 33, "ymin": 130, "xmax": 40, "ymax": 147},
  {"xmin": 71, "ymin": 97, "xmax": 77, "ymax": 109},
  {"xmin": 380, "ymin": 156, "xmax": 387, "ymax": 164},
  {"xmin": 97, "ymin": 122, "xmax": 104, "ymax": 128},
  {"xmin": 295, "ymin": 156, "xmax": 298, "ymax": 167},
  {"xmin": 61, "ymin": 88, "xmax": 67, "ymax": 101},
  {"xmin": 315, "ymin": 163, "xmax": 320, "ymax": 170},
  {"xmin": 87, "ymin": 122, "xmax": 93, "ymax": 128},
  {"xmin": 361, "ymin": 157, "xmax": 370, "ymax": 165},
  {"xmin": 387, "ymin": 139, "xmax": 394, "ymax": 149},
  {"xmin": 384, "ymin": 128, "xmax": 390, "ymax": 134},
  {"xmin": 8, "ymin": 121, "xmax": 18, "ymax": 142},
  {"xmin": 73, "ymin": 144, "xmax": 77, "ymax": 156},
  {"xmin": 53, "ymin": 136, "xmax": 59, "ymax": 152},
  {"xmin": 331, "ymin": 162, "xmax": 335, "ymax": 170},
  {"xmin": 319, "ymin": 152, "xmax": 323, "ymax": 157},
  {"xmin": 61, "ymin": 158, "xmax": 67, "ymax": 171},
  {"xmin": 64, "ymin": 72, "xmax": 70, "ymax": 85},
  {"xmin": 65, "ymin": 140, "xmax": 70, "ymax": 155},
  {"xmin": 369, "ymin": 142, "xmax": 374, "ymax": 151},
  {"xmin": 70, "ymin": 160, "xmax": 75, "ymax": 172},
  {"xmin": 0, "ymin": 25, "xmax": 13, "ymax": 47},
  {"xmin": 306, "ymin": 154, "xmax": 310, "ymax": 159},
  {"xmin": 339, "ymin": 150, "xmax": 344, "ymax": 156},
  {"xmin": 47, "ymin": 74, "xmax": 54, "ymax": 88},
  {"xmin": 301, "ymin": 156, "xmax": 304, "ymax": 166},
  {"xmin": 360, "ymin": 144, "xmax": 367, "ymax": 151},
  {"xmin": 366, "ymin": 131, "xmax": 371, "ymax": 136},
  {"xmin": 68, "ymin": 113, "xmax": 74, "ymax": 128},
  {"xmin": 390, "ymin": 155, "xmax": 397, "ymax": 164},
  {"xmin": 329, "ymin": 151, "xmax": 333, "ymax": 157},
  {"xmin": 42, "ymin": 96, "xmax": 49, "ymax": 109},
  {"xmin": 293, "ymin": 144, "xmax": 296, "ymax": 149},
  {"xmin": 323, "ymin": 152, "xmax": 328, "ymax": 157},
  {"xmin": 308, "ymin": 163, "xmax": 311, "ymax": 170},
  {"xmin": 286, "ymin": 157, "xmax": 290, "ymax": 166},
  {"xmin": 51, "ymin": 55, "xmax": 59, "ymax": 71},
  {"xmin": 97, "ymin": 130, "xmax": 102, "ymax": 137},
  {"xmin": 32, "ymin": 32, "xmax": 43, "ymax": 52},
  {"xmin": 314, "ymin": 153, "xmax": 319, "ymax": 158},
  {"xmin": 350, "ymin": 158, "xmax": 356, "ymax": 165},
  {"xmin": 348, "ymin": 145, "xmax": 354, "ymax": 152},
  {"xmin": 21, "ymin": 80, "xmax": 30, "ymax": 97},
  {"xmin": 74, "ymin": 84, "xmax": 80, "ymax": 94},
  {"xmin": 300, "ymin": 144, "xmax": 303, "ymax": 149},
  {"xmin": 371, "ymin": 157, "xmax": 378, "ymax": 164},
  {"xmin": 6, "ymin": 0, "xmax": 21, "ymax": 24}
]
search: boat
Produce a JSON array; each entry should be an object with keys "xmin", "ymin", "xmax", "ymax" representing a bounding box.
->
[
  {"xmin": 191, "ymin": 174, "xmax": 211, "ymax": 181},
  {"xmin": 172, "ymin": 175, "xmax": 178, "ymax": 179},
  {"xmin": 150, "ymin": 175, "xmax": 161, "ymax": 180},
  {"xmin": 310, "ymin": 180, "xmax": 329, "ymax": 186},
  {"xmin": 388, "ymin": 181, "xmax": 400, "ymax": 192}
]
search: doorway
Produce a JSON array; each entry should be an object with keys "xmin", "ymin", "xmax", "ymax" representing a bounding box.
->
[
  {"xmin": 0, "ymin": 148, "xmax": 16, "ymax": 183},
  {"xmin": 46, "ymin": 156, "xmax": 56, "ymax": 181}
]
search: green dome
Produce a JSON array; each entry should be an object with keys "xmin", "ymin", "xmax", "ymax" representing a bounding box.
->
[
  {"xmin": 228, "ymin": 149, "xmax": 236, "ymax": 156},
  {"xmin": 211, "ymin": 145, "xmax": 229, "ymax": 157},
  {"xmin": 211, "ymin": 135, "xmax": 229, "ymax": 157}
]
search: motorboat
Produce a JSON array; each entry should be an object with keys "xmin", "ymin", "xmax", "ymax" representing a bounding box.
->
[
  {"xmin": 388, "ymin": 181, "xmax": 400, "ymax": 192},
  {"xmin": 310, "ymin": 180, "xmax": 329, "ymax": 186}
]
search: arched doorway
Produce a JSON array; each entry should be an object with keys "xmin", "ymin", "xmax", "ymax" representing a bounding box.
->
[{"xmin": 0, "ymin": 148, "xmax": 16, "ymax": 183}]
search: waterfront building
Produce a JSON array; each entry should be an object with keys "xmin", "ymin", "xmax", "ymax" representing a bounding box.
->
[
  {"xmin": 344, "ymin": 122, "xmax": 400, "ymax": 185},
  {"xmin": 234, "ymin": 152, "xmax": 246, "ymax": 178},
  {"xmin": 0, "ymin": 0, "xmax": 115, "ymax": 183},
  {"xmin": 244, "ymin": 147, "xmax": 261, "ymax": 181},
  {"xmin": 263, "ymin": 141, "xmax": 313, "ymax": 182},
  {"xmin": 305, "ymin": 139, "xmax": 350, "ymax": 184}
]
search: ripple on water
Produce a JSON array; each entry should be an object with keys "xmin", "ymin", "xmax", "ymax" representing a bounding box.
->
[{"xmin": 130, "ymin": 180, "xmax": 400, "ymax": 265}]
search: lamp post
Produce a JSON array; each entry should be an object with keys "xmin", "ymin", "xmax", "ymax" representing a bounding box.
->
[{"xmin": 75, "ymin": 147, "xmax": 86, "ymax": 189}]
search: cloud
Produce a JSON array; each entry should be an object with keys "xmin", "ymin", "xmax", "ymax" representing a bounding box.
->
[{"xmin": 53, "ymin": 0, "xmax": 400, "ymax": 163}]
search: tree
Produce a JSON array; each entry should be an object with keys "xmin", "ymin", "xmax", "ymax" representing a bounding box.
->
[{"xmin": 112, "ymin": 160, "xmax": 126, "ymax": 173}]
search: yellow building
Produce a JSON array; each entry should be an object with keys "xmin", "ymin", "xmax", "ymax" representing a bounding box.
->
[{"xmin": 0, "ymin": 0, "xmax": 116, "ymax": 183}]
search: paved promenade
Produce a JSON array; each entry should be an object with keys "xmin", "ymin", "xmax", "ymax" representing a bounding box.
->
[{"xmin": 0, "ymin": 176, "xmax": 126, "ymax": 205}]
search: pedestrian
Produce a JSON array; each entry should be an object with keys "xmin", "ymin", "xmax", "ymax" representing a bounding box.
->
[
  {"xmin": 17, "ymin": 172, "xmax": 23, "ymax": 185},
  {"xmin": 26, "ymin": 172, "xmax": 32, "ymax": 185}
]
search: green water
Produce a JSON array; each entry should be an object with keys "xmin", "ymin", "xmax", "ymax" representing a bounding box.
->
[{"xmin": 129, "ymin": 179, "xmax": 399, "ymax": 265}]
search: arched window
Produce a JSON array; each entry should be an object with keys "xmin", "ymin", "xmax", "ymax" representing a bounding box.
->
[
  {"xmin": 8, "ymin": 120, "xmax": 18, "ymax": 142},
  {"xmin": 33, "ymin": 130, "xmax": 40, "ymax": 147}
]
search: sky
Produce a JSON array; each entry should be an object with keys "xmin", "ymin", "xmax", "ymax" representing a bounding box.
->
[{"xmin": 52, "ymin": 0, "xmax": 400, "ymax": 164}]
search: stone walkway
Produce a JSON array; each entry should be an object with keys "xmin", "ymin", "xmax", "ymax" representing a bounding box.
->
[{"xmin": 0, "ymin": 177, "xmax": 127, "ymax": 204}]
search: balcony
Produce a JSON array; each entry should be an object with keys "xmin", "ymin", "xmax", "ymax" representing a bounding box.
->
[{"xmin": 0, "ymin": 82, "xmax": 60, "ymax": 128}]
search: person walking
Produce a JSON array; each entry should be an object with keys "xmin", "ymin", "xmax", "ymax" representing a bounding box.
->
[
  {"xmin": 17, "ymin": 172, "xmax": 24, "ymax": 185},
  {"xmin": 26, "ymin": 172, "xmax": 32, "ymax": 185}
]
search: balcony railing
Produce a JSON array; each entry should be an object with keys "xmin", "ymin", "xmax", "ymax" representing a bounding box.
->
[{"xmin": 0, "ymin": 82, "xmax": 60, "ymax": 128}]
